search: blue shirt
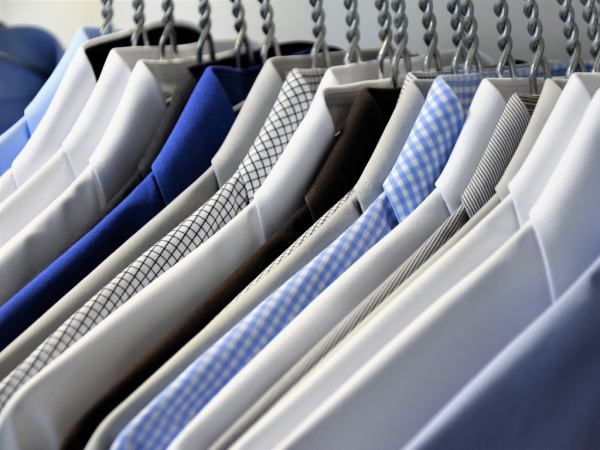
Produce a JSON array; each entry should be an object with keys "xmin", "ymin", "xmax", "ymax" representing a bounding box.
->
[
  {"xmin": 0, "ymin": 65, "xmax": 259, "ymax": 350},
  {"xmin": 0, "ymin": 27, "xmax": 98, "ymax": 174},
  {"xmin": 408, "ymin": 253, "xmax": 600, "ymax": 450},
  {"xmin": 112, "ymin": 73, "xmax": 483, "ymax": 450}
]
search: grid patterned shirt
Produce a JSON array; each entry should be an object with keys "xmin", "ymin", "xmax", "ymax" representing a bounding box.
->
[
  {"xmin": 0, "ymin": 68, "xmax": 325, "ymax": 411},
  {"xmin": 112, "ymin": 73, "xmax": 485, "ymax": 450}
]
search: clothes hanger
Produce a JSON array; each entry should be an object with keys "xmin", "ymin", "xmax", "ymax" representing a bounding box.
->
[
  {"xmin": 100, "ymin": 0, "xmax": 114, "ymax": 35},
  {"xmin": 494, "ymin": 0, "xmax": 517, "ymax": 77},
  {"xmin": 229, "ymin": 0, "xmax": 255, "ymax": 68},
  {"xmin": 310, "ymin": 0, "xmax": 331, "ymax": 68},
  {"xmin": 159, "ymin": 0, "xmax": 178, "ymax": 59},
  {"xmin": 197, "ymin": 0, "xmax": 216, "ymax": 63},
  {"xmin": 375, "ymin": 0, "xmax": 393, "ymax": 79},
  {"xmin": 131, "ymin": 0, "xmax": 150, "ymax": 46},
  {"xmin": 580, "ymin": 0, "xmax": 600, "ymax": 72},
  {"xmin": 557, "ymin": 0, "xmax": 586, "ymax": 76},
  {"xmin": 419, "ymin": 0, "xmax": 441, "ymax": 72},
  {"xmin": 343, "ymin": 0, "xmax": 362, "ymax": 65},
  {"xmin": 524, "ymin": 0, "xmax": 550, "ymax": 93},
  {"xmin": 390, "ymin": 0, "xmax": 411, "ymax": 86},
  {"xmin": 257, "ymin": 0, "xmax": 281, "ymax": 63}
]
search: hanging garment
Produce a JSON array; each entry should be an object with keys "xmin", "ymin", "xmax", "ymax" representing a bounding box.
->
[
  {"xmin": 193, "ymin": 91, "xmax": 539, "ymax": 450},
  {"xmin": 229, "ymin": 72, "xmax": 600, "ymax": 450},
  {"xmin": 0, "ymin": 25, "xmax": 66, "ymax": 171},
  {"xmin": 0, "ymin": 24, "xmax": 200, "ymax": 202},
  {"xmin": 0, "ymin": 44, "xmax": 317, "ymax": 376},
  {"xmin": 0, "ymin": 25, "xmax": 63, "ymax": 134},
  {"xmin": 63, "ymin": 86, "xmax": 400, "ymax": 450},
  {"xmin": 0, "ymin": 58, "xmax": 195, "ymax": 302},
  {"xmin": 0, "ymin": 43, "xmax": 206, "ymax": 246},
  {"xmin": 0, "ymin": 65, "xmax": 259, "ymax": 351},
  {"xmin": 248, "ymin": 85, "xmax": 600, "ymax": 450},
  {"xmin": 0, "ymin": 66, "xmax": 327, "ymax": 450},
  {"xmin": 405, "ymin": 253, "xmax": 600, "ymax": 450},
  {"xmin": 110, "ymin": 71, "xmax": 475, "ymax": 450}
]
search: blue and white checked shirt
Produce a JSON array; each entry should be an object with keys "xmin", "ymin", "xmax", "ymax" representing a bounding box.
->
[{"xmin": 110, "ymin": 72, "xmax": 514, "ymax": 450}]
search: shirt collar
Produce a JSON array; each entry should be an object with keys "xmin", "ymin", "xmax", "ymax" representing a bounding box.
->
[
  {"xmin": 152, "ymin": 65, "xmax": 260, "ymax": 203},
  {"xmin": 305, "ymin": 87, "xmax": 400, "ymax": 219},
  {"xmin": 381, "ymin": 74, "xmax": 477, "ymax": 222},
  {"xmin": 529, "ymin": 89, "xmax": 600, "ymax": 301},
  {"xmin": 23, "ymin": 27, "xmax": 100, "ymax": 135}
]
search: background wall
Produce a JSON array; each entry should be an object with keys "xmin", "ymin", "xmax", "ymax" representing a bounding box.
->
[{"xmin": 0, "ymin": 0, "xmax": 594, "ymax": 64}]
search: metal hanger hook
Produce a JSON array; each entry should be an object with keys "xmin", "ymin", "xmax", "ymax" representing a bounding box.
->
[
  {"xmin": 391, "ymin": 0, "xmax": 411, "ymax": 86},
  {"xmin": 258, "ymin": 0, "xmax": 281, "ymax": 63},
  {"xmin": 524, "ymin": 0, "xmax": 550, "ymax": 94},
  {"xmin": 343, "ymin": 0, "xmax": 362, "ymax": 64},
  {"xmin": 159, "ymin": 0, "xmax": 178, "ymax": 59},
  {"xmin": 580, "ymin": 0, "xmax": 600, "ymax": 71},
  {"xmin": 375, "ymin": 0, "xmax": 393, "ymax": 79},
  {"xmin": 197, "ymin": 0, "xmax": 216, "ymax": 62},
  {"xmin": 418, "ymin": 0, "xmax": 441, "ymax": 72},
  {"xmin": 460, "ymin": 0, "xmax": 482, "ymax": 73},
  {"xmin": 100, "ymin": 0, "xmax": 114, "ymax": 35},
  {"xmin": 230, "ymin": 0, "xmax": 254, "ymax": 68},
  {"xmin": 558, "ymin": 0, "xmax": 586, "ymax": 76},
  {"xmin": 494, "ymin": 0, "xmax": 517, "ymax": 77},
  {"xmin": 131, "ymin": 0, "xmax": 149, "ymax": 46},
  {"xmin": 309, "ymin": 0, "xmax": 331, "ymax": 68}
]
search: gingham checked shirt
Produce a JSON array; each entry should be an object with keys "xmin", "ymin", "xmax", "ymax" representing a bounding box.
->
[
  {"xmin": 111, "ymin": 73, "xmax": 486, "ymax": 450},
  {"xmin": 0, "ymin": 68, "xmax": 325, "ymax": 411}
]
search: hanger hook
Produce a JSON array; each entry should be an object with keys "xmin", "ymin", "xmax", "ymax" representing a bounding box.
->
[
  {"xmin": 391, "ymin": 0, "xmax": 411, "ymax": 86},
  {"xmin": 580, "ymin": 0, "xmax": 600, "ymax": 71},
  {"xmin": 460, "ymin": 0, "xmax": 482, "ymax": 73},
  {"xmin": 448, "ymin": 0, "xmax": 465, "ymax": 73},
  {"xmin": 418, "ymin": 0, "xmax": 440, "ymax": 72},
  {"xmin": 524, "ymin": 0, "xmax": 550, "ymax": 94},
  {"xmin": 197, "ymin": 0, "xmax": 216, "ymax": 62},
  {"xmin": 343, "ymin": 0, "xmax": 362, "ymax": 64},
  {"xmin": 258, "ymin": 0, "xmax": 281, "ymax": 63},
  {"xmin": 159, "ymin": 0, "xmax": 178, "ymax": 59},
  {"xmin": 309, "ymin": 0, "xmax": 331, "ymax": 68},
  {"xmin": 558, "ymin": 0, "xmax": 585, "ymax": 76},
  {"xmin": 131, "ymin": 0, "xmax": 149, "ymax": 46},
  {"xmin": 100, "ymin": 0, "xmax": 114, "ymax": 35},
  {"xmin": 375, "ymin": 0, "xmax": 392, "ymax": 79},
  {"xmin": 494, "ymin": 0, "xmax": 516, "ymax": 77},
  {"xmin": 230, "ymin": 0, "xmax": 254, "ymax": 68}
]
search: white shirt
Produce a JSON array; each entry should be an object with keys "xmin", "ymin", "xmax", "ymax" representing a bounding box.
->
[
  {"xmin": 232, "ymin": 73, "xmax": 600, "ymax": 450},
  {"xmin": 168, "ymin": 77, "xmax": 532, "ymax": 450},
  {"xmin": 0, "ymin": 44, "xmax": 200, "ymax": 246},
  {"xmin": 270, "ymin": 87, "xmax": 600, "ymax": 450},
  {"xmin": 0, "ymin": 59, "xmax": 182, "ymax": 303},
  {"xmin": 0, "ymin": 61, "xmax": 391, "ymax": 450},
  {"xmin": 0, "ymin": 29, "xmax": 132, "ymax": 202},
  {"xmin": 0, "ymin": 50, "xmax": 309, "ymax": 381},
  {"xmin": 84, "ymin": 67, "xmax": 435, "ymax": 450}
]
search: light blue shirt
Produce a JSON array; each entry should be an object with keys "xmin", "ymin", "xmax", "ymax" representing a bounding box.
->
[{"xmin": 0, "ymin": 27, "xmax": 100, "ymax": 174}]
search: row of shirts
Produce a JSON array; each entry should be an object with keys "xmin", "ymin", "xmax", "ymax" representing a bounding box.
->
[{"xmin": 0, "ymin": 22, "xmax": 598, "ymax": 450}]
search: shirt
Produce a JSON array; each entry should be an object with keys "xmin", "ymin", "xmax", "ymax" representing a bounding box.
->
[
  {"xmin": 0, "ymin": 23, "xmax": 200, "ymax": 202},
  {"xmin": 231, "ymin": 73, "xmax": 600, "ymax": 450},
  {"xmin": 0, "ymin": 45, "xmax": 319, "ymax": 380},
  {"xmin": 0, "ymin": 68, "xmax": 326, "ymax": 449},
  {"xmin": 84, "ymin": 63, "xmax": 434, "ymax": 450},
  {"xmin": 406, "ymin": 254, "xmax": 600, "ymax": 450},
  {"xmin": 0, "ymin": 65, "xmax": 259, "ymax": 351},
  {"xmin": 0, "ymin": 59, "xmax": 192, "ymax": 302},
  {"xmin": 0, "ymin": 25, "xmax": 63, "ymax": 134},
  {"xmin": 0, "ymin": 44, "xmax": 202, "ymax": 246},
  {"xmin": 259, "ymin": 85, "xmax": 600, "ymax": 450},
  {"xmin": 112, "ymin": 72, "xmax": 476, "ymax": 450},
  {"xmin": 200, "ymin": 91, "xmax": 539, "ymax": 450},
  {"xmin": 62, "ymin": 87, "xmax": 399, "ymax": 450},
  {"xmin": 0, "ymin": 25, "xmax": 66, "ymax": 172}
]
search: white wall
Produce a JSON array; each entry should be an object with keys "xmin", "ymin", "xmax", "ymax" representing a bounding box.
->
[{"xmin": 0, "ymin": 0, "xmax": 595, "ymax": 64}]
